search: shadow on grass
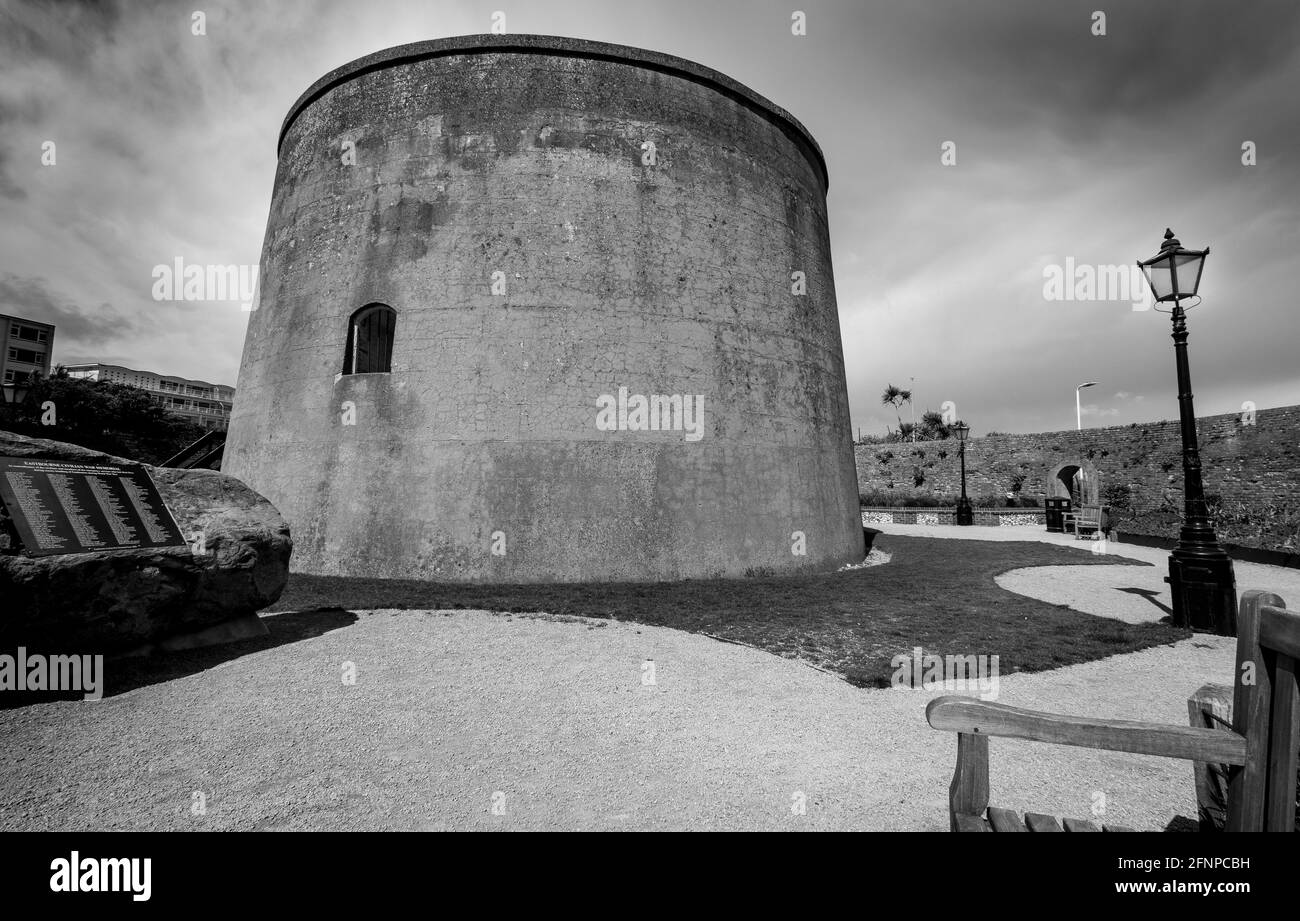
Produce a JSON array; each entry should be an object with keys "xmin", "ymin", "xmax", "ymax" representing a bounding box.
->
[
  {"xmin": 275, "ymin": 534, "xmax": 1186, "ymax": 689},
  {"xmin": 0, "ymin": 608, "xmax": 358, "ymax": 708}
]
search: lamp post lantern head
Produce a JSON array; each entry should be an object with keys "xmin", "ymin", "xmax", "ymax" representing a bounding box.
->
[
  {"xmin": 2, "ymin": 376, "xmax": 32, "ymax": 406},
  {"xmin": 1137, "ymin": 228, "xmax": 1208, "ymax": 305},
  {"xmin": 954, "ymin": 421, "xmax": 969, "ymax": 444}
]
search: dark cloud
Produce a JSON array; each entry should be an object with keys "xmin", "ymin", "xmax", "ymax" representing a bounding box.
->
[
  {"xmin": 0, "ymin": 0, "xmax": 125, "ymax": 62},
  {"xmin": 0, "ymin": 0, "xmax": 1294, "ymax": 427},
  {"xmin": 0, "ymin": 148, "xmax": 26, "ymax": 199},
  {"xmin": 0, "ymin": 274, "xmax": 138, "ymax": 341},
  {"xmin": 862, "ymin": 0, "xmax": 1300, "ymax": 132},
  {"xmin": 822, "ymin": 0, "xmax": 1300, "ymax": 435}
]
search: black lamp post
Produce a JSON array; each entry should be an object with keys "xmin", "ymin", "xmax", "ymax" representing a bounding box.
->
[
  {"xmin": 1137, "ymin": 228, "xmax": 1237, "ymax": 635},
  {"xmin": 1, "ymin": 374, "xmax": 33, "ymax": 409},
  {"xmin": 954, "ymin": 421, "xmax": 973, "ymax": 526}
]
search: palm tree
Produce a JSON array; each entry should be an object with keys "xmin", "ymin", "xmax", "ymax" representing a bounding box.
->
[
  {"xmin": 881, "ymin": 383, "xmax": 912, "ymax": 437},
  {"xmin": 918, "ymin": 410, "xmax": 950, "ymax": 441}
]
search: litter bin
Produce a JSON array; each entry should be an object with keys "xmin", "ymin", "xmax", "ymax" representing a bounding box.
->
[{"xmin": 1044, "ymin": 497, "xmax": 1071, "ymax": 533}]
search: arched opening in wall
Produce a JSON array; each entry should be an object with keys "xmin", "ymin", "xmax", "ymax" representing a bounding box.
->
[
  {"xmin": 343, "ymin": 304, "xmax": 396, "ymax": 374},
  {"xmin": 1058, "ymin": 465, "xmax": 1083, "ymax": 504},
  {"xmin": 1047, "ymin": 460, "xmax": 1100, "ymax": 507}
]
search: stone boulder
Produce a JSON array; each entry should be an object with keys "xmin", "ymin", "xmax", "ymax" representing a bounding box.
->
[{"xmin": 0, "ymin": 430, "xmax": 292, "ymax": 653}]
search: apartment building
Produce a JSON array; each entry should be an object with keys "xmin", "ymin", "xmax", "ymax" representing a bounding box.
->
[
  {"xmin": 1, "ymin": 314, "xmax": 55, "ymax": 385},
  {"xmin": 64, "ymin": 363, "xmax": 235, "ymax": 431}
]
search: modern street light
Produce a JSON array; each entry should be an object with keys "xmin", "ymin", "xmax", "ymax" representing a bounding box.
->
[
  {"xmin": 1137, "ymin": 228, "xmax": 1237, "ymax": 635},
  {"xmin": 909, "ymin": 376, "xmax": 917, "ymax": 443},
  {"xmin": 954, "ymin": 421, "xmax": 973, "ymax": 526},
  {"xmin": 1076, "ymin": 381, "xmax": 1098, "ymax": 430}
]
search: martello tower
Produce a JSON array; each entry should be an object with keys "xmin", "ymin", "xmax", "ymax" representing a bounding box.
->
[{"xmin": 223, "ymin": 34, "xmax": 863, "ymax": 581}]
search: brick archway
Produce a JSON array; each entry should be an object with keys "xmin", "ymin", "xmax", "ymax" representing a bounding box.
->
[{"xmin": 1046, "ymin": 460, "xmax": 1100, "ymax": 506}]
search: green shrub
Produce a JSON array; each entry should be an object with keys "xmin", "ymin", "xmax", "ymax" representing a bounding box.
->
[
  {"xmin": 904, "ymin": 494, "xmax": 948, "ymax": 508},
  {"xmin": 1102, "ymin": 483, "xmax": 1134, "ymax": 512},
  {"xmin": 860, "ymin": 490, "xmax": 956, "ymax": 508},
  {"xmin": 860, "ymin": 492, "xmax": 1046, "ymax": 510}
]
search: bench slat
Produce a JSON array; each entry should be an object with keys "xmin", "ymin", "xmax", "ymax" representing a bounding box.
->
[
  {"xmin": 988, "ymin": 806, "xmax": 1027, "ymax": 832},
  {"xmin": 1024, "ymin": 813, "xmax": 1063, "ymax": 832},
  {"xmin": 955, "ymin": 813, "xmax": 992, "ymax": 832},
  {"xmin": 927, "ymin": 697, "xmax": 1249, "ymax": 764},
  {"xmin": 1261, "ymin": 605, "xmax": 1300, "ymax": 661}
]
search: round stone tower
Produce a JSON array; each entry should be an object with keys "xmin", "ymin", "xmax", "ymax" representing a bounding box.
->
[{"xmin": 223, "ymin": 34, "xmax": 863, "ymax": 581}]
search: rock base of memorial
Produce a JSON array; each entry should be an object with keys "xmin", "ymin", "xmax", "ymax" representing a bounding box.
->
[
  {"xmin": 0, "ymin": 431, "xmax": 292, "ymax": 654},
  {"xmin": 118, "ymin": 613, "xmax": 271, "ymax": 658}
]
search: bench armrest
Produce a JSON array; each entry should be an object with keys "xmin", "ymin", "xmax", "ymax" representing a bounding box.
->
[{"xmin": 926, "ymin": 696, "xmax": 1247, "ymax": 765}]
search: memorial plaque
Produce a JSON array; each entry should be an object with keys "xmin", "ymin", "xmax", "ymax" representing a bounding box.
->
[{"xmin": 0, "ymin": 457, "xmax": 187, "ymax": 557}]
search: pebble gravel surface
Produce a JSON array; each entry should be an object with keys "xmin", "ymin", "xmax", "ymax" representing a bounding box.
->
[{"xmin": 0, "ymin": 603, "xmax": 1233, "ymax": 831}]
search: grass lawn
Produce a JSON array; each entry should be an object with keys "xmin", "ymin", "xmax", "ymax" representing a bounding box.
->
[{"xmin": 274, "ymin": 533, "xmax": 1189, "ymax": 688}]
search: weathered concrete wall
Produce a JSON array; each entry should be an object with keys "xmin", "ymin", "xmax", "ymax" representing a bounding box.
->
[
  {"xmin": 224, "ymin": 35, "xmax": 862, "ymax": 581},
  {"xmin": 855, "ymin": 404, "xmax": 1300, "ymax": 550}
]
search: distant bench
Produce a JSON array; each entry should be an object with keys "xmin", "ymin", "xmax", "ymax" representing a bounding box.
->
[{"xmin": 1064, "ymin": 504, "xmax": 1103, "ymax": 539}]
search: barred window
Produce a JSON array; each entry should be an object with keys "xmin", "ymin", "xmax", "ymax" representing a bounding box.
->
[{"xmin": 343, "ymin": 303, "xmax": 396, "ymax": 374}]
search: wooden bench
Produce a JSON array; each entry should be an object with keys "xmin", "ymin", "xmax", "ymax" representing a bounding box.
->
[
  {"xmin": 1188, "ymin": 681, "xmax": 1300, "ymax": 831},
  {"xmin": 1064, "ymin": 504, "xmax": 1102, "ymax": 539},
  {"xmin": 1187, "ymin": 683, "xmax": 1234, "ymax": 830},
  {"xmin": 926, "ymin": 590, "xmax": 1300, "ymax": 832}
]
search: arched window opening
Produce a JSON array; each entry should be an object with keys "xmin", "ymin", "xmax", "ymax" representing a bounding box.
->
[{"xmin": 343, "ymin": 303, "xmax": 396, "ymax": 374}]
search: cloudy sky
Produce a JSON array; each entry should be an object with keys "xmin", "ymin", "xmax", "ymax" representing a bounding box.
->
[{"xmin": 1, "ymin": 0, "xmax": 1297, "ymax": 436}]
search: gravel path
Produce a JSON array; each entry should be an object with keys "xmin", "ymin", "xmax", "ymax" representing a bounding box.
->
[
  {"xmin": 6, "ymin": 523, "xmax": 1289, "ymax": 831},
  {"xmin": 872, "ymin": 522, "xmax": 1300, "ymax": 624},
  {"xmin": 0, "ymin": 604, "xmax": 1234, "ymax": 832}
]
